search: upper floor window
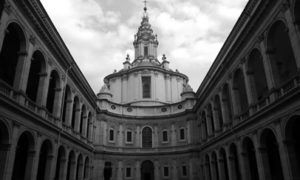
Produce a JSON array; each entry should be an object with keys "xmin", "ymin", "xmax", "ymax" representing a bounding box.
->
[
  {"xmin": 142, "ymin": 127, "xmax": 152, "ymax": 148},
  {"xmin": 142, "ymin": 76, "xmax": 151, "ymax": 98},
  {"xmin": 162, "ymin": 130, "xmax": 168, "ymax": 142},
  {"xmin": 126, "ymin": 130, "xmax": 133, "ymax": 143},
  {"xmin": 109, "ymin": 129, "xmax": 114, "ymax": 142},
  {"xmin": 180, "ymin": 128, "xmax": 185, "ymax": 140},
  {"xmin": 144, "ymin": 46, "xmax": 148, "ymax": 56}
]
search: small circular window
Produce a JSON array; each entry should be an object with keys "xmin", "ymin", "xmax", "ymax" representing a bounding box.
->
[{"xmin": 111, "ymin": 105, "xmax": 116, "ymax": 110}]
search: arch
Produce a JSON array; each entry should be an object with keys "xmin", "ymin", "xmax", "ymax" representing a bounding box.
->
[
  {"xmin": 229, "ymin": 143, "xmax": 241, "ymax": 180},
  {"xmin": 141, "ymin": 160, "xmax": 154, "ymax": 180},
  {"xmin": 79, "ymin": 105, "xmax": 86, "ymax": 135},
  {"xmin": 233, "ymin": 69, "xmax": 249, "ymax": 114},
  {"xmin": 211, "ymin": 152, "xmax": 219, "ymax": 180},
  {"xmin": 26, "ymin": 50, "xmax": 46, "ymax": 103},
  {"xmin": 37, "ymin": 139, "xmax": 53, "ymax": 180},
  {"xmin": 0, "ymin": 120, "xmax": 10, "ymax": 179},
  {"xmin": 46, "ymin": 70, "xmax": 61, "ymax": 114},
  {"xmin": 84, "ymin": 157, "xmax": 90, "ymax": 179},
  {"xmin": 219, "ymin": 148, "xmax": 229, "ymax": 180},
  {"xmin": 76, "ymin": 154, "xmax": 83, "ymax": 180},
  {"xmin": 103, "ymin": 161, "xmax": 112, "ymax": 180},
  {"xmin": 247, "ymin": 49, "xmax": 268, "ymax": 102},
  {"xmin": 71, "ymin": 96, "xmax": 79, "ymax": 129},
  {"xmin": 285, "ymin": 116, "xmax": 300, "ymax": 179},
  {"xmin": 201, "ymin": 111, "xmax": 208, "ymax": 139},
  {"xmin": 142, "ymin": 126, "xmax": 152, "ymax": 148},
  {"xmin": 214, "ymin": 95, "xmax": 223, "ymax": 130},
  {"xmin": 62, "ymin": 85, "xmax": 71, "ymax": 124},
  {"xmin": 54, "ymin": 146, "xmax": 66, "ymax": 180},
  {"xmin": 12, "ymin": 131, "xmax": 35, "ymax": 180},
  {"xmin": 0, "ymin": 22, "xmax": 27, "ymax": 87},
  {"xmin": 66, "ymin": 150, "xmax": 76, "ymax": 180},
  {"xmin": 242, "ymin": 137, "xmax": 259, "ymax": 180},
  {"xmin": 267, "ymin": 20, "xmax": 297, "ymax": 86},
  {"xmin": 86, "ymin": 112, "xmax": 92, "ymax": 138},
  {"xmin": 260, "ymin": 129, "xmax": 284, "ymax": 180},
  {"xmin": 205, "ymin": 155, "xmax": 212, "ymax": 180},
  {"xmin": 221, "ymin": 83, "xmax": 233, "ymax": 123},
  {"xmin": 207, "ymin": 104, "xmax": 215, "ymax": 133}
]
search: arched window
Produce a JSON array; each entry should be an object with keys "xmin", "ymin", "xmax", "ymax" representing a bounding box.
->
[
  {"xmin": 46, "ymin": 70, "xmax": 61, "ymax": 114},
  {"xmin": 0, "ymin": 23, "xmax": 26, "ymax": 87},
  {"xmin": 142, "ymin": 127, "xmax": 152, "ymax": 148},
  {"xmin": 247, "ymin": 49, "xmax": 268, "ymax": 102},
  {"xmin": 109, "ymin": 129, "xmax": 114, "ymax": 142},
  {"xmin": 222, "ymin": 84, "xmax": 233, "ymax": 123},
  {"xmin": 71, "ymin": 96, "xmax": 79, "ymax": 129},
  {"xmin": 26, "ymin": 51, "xmax": 46, "ymax": 103},
  {"xmin": 62, "ymin": 85, "xmax": 71, "ymax": 123},
  {"xmin": 267, "ymin": 21, "xmax": 297, "ymax": 86},
  {"xmin": 233, "ymin": 69, "xmax": 249, "ymax": 114},
  {"xmin": 214, "ymin": 95, "xmax": 223, "ymax": 129},
  {"xmin": 142, "ymin": 76, "xmax": 151, "ymax": 98},
  {"xmin": 79, "ymin": 105, "xmax": 86, "ymax": 135}
]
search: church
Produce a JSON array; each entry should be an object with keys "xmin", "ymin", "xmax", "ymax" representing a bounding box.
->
[{"xmin": 0, "ymin": 0, "xmax": 300, "ymax": 180}]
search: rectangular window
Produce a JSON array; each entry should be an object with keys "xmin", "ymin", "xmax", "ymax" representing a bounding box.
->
[
  {"xmin": 163, "ymin": 166, "xmax": 169, "ymax": 177},
  {"xmin": 182, "ymin": 166, "xmax": 187, "ymax": 177},
  {"xmin": 180, "ymin": 128, "xmax": 185, "ymax": 140},
  {"xmin": 126, "ymin": 131, "xmax": 132, "ymax": 143},
  {"xmin": 126, "ymin": 167, "xmax": 131, "ymax": 177},
  {"xmin": 144, "ymin": 46, "xmax": 148, "ymax": 56},
  {"xmin": 162, "ymin": 131, "xmax": 168, "ymax": 142},
  {"xmin": 109, "ymin": 129, "xmax": 114, "ymax": 141},
  {"xmin": 142, "ymin": 76, "xmax": 151, "ymax": 98}
]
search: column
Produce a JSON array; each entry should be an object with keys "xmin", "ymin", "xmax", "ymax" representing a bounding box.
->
[
  {"xmin": 236, "ymin": 140, "xmax": 247, "ymax": 180},
  {"xmin": 274, "ymin": 122, "xmax": 293, "ymax": 180},
  {"xmin": 228, "ymin": 78, "xmax": 239, "ymax": 123},
  {"xmin": 217, "ymin": 155, "xmax": 226, "ymax": 180},
  {"xmin": 155, "ymin": 160, "xmax": 160, "ymax": 180},
  {"xmin": 205, "ymin": 109, "xmax": 213, "ymax": 137},
  {"xmin": 171, "ymin": 124, "xmax": 176, "ymax": 146},
  {"xmin": 136, "ymin": 126, "xmax": 140, "ymax": 148},
  {"xmin": 53, "ymin": 87, "xmax": 63, "ymax": 119},
  {"xmin": 172, "ymin": 160, "xmax": 178, "ymax": 180},
  {"xmin": 135, "ymin": 160, "xmax": 141, "ymax": 180},
  {"xmin": 253, "ymin": 135, "xmax": 267, "ymax": 180},
  {"xmin": 242, "ymin": 61, "xmax": 256, "ymax": 115},
  {"xmin": 45, "ymin": 153, "xmax": 56, "ymax": 180},
  {"xmin": 2, "ymin": 124, "xmax": 19, "ymax": 180},
  {"xmin": 154, "ymin": 125, "xmax": 158, "ymax": 147},
  {"xmin": 81, "ymin": 113, "xmax": 88, "ymax": 137},
  {"xmin": 88, "ymin": 118, "xmax": 93, "ymax": 142},
  {"xmin": 212, "ymin": 103, "xmax": 221, "ymax": 132},
  {"xmin": 220, "ymin": 92, "xmax": 230, "ymax": 128},
  {"xmin": 29, "ymin": 135, "xmax": 43, "ymax": 180},
  {"xmin": 116, "ymin": 161, "xmax": 123, "ymax": 180},
  {"xmin": 187, "ymin": 120, "xmax": 191, "ymax": 143},
  {"xmin": 65, "ymin": 93, "xmax": 74, "ymax": 129},
  {"xmin": 210, "ymin": 157, "xmax": 218, "ymax": 180}
]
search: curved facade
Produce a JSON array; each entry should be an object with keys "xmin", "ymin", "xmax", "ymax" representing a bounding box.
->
[{"xmin": 0, "ymin": 0, "xmax": 300, "ymax": 180}]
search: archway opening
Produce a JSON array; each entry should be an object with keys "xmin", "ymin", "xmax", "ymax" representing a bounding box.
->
[
  {"xmin": 46, "ymin": 70, "xmax": 60, "ymax": 114},
  {"xmin": 0, "ymin": 121, "xmax": 9, "ymax": 179},
  {"xmin": 54, "ymin": 146, "xmax": 66, "ymax": 180},
  {"xmin": 26, "ymin": 51, "xmax": 45, "ymax": 103},
  {"xmin": 76, "ymin": 154, "xmax": 83, "ymax": 180},
  {"xmin": 286, "ymin": 116, "xmax": 300, "ymax": 179},
  {"xmin": 212, "ymin": 152, "xmax": 219, "ymax": 180},
  {"xmin": 229, "ymin": 144, "xmax": 241, "ymax": 180},
  {"xmin": 37, "ymin": 140, "xmax": 53, "ymax": 180},
  {"xmin": 220, "ymin": 149, "xmax": 229, "ymax": 180},
  {"xmin": 205, "ymin": 155, "xmax": 212, "ymax": 180},
  {"xmin": 12, "ymin": 132, "xmax": 34, "ymax": 180},
  {"xmin": 104, "ymin": 161, "xmax": 112, "ymax": 180},
  {"xmin": 0, "ymin": 23, "xmax": 26, "ymax": 87},
  {"xmin": 84, "ymin": 157, "xmax": 90, "ymax": 179},
  {"xmin": 247, "ymin": 49, "xmax": 268, "ymax": 102},
  {"xmin": 260, "ymin": 129, "xmax": 284, "ymax": 180},
  {"xmin": 141, "ymin": 160, "xmax": 154, "ymax": 180},
  {"xmin": 142, "ymin": 127, "xmax": 152, "ymax": 148},
  {"xmin": 267, "ymin": 21, "xmax": 297, "ymax": 86},
  {"xmin": 243, "ymin": 138, "xmax": 259, "ymax": 180},
  {"xmin": 233, "ymin": 69, "xmax": 248, "ymax": 114},
  {"xmin": 66, "ymin": 151, "xmax": 76, "ymax": 180}
]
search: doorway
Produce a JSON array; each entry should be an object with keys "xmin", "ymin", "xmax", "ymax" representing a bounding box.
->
[{"xmin": 141, "ymin": 160, "xmax": 154, "ymax": 180}]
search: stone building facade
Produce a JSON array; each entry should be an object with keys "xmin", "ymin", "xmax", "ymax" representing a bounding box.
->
[{"xmin": 0, "ymin": 0, "xmax": 300, "ymax": 180}]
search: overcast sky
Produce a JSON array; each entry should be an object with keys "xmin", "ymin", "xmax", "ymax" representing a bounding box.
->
[{"xmin": 40, "ymin": 0, "xmax": 248, "ymax": 93}]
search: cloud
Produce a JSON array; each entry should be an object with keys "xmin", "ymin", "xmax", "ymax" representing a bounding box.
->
[{"xmin": 41, "ymin": 0, "xmax": 247, "ymax": 93}]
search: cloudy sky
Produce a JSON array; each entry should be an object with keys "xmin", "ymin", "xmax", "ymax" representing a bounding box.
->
[{"xmin": 40, "ymin": 0, "xmax": 248, "ymax": 93}]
